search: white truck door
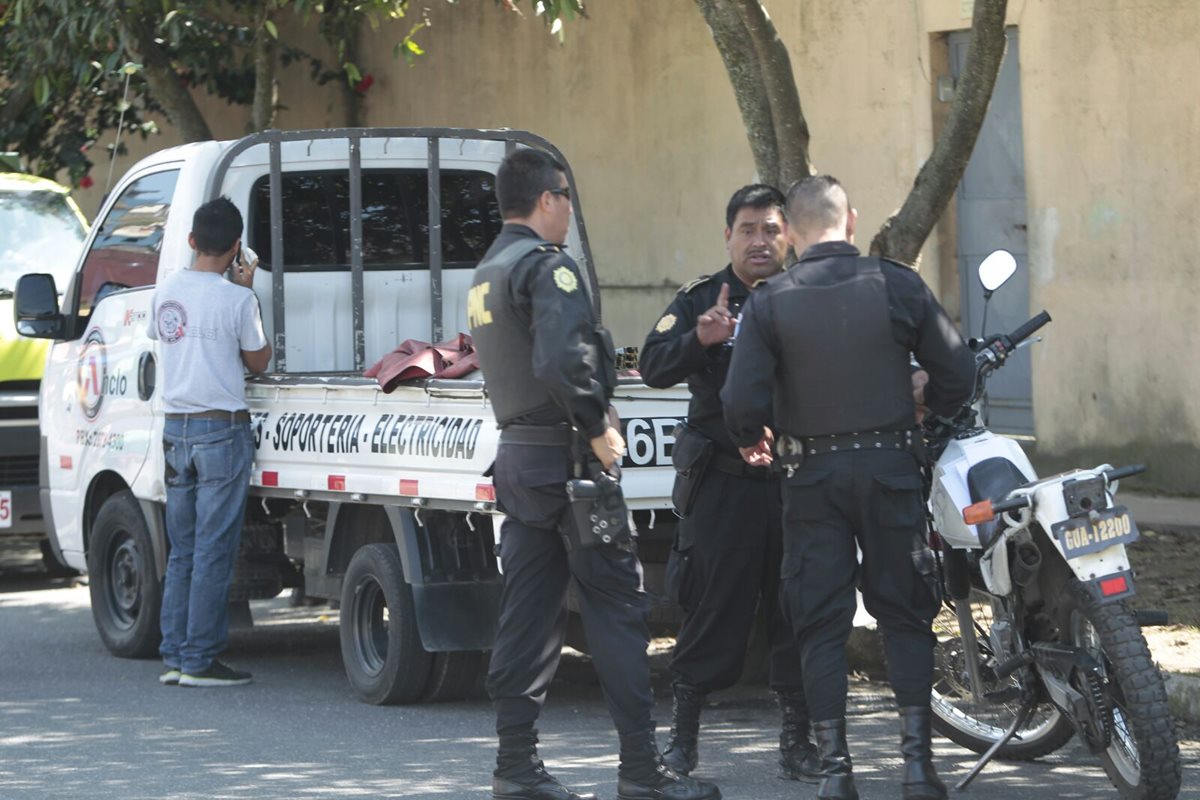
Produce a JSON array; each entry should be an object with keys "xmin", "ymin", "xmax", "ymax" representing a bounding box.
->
[{"xmin": 42, "ymin": 168, "xmax": 181, "ymax": 562}]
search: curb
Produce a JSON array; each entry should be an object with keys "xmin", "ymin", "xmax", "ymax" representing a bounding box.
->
[{"xmin": 1165, "ymin": 672, "xmax": 1200, "ymax": 725}]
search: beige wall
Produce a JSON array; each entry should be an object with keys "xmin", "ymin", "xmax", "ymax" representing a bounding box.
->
[{"xmin": 68, "ymin": 0, "xmax": 1200, "ymax": 492}]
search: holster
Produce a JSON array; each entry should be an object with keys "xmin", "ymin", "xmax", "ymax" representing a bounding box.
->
[
  {"xmin": 565, "ymin": 469, "xmax": 635, "ymax": 550},
  {"xmin": 670, "ymin": 423, "xmax": 713, "ymax": 517}
]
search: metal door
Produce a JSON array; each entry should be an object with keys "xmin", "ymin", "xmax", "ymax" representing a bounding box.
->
[{"xmin": 951, "ymin": 28, "xmax": 1032, "ymax": 435}]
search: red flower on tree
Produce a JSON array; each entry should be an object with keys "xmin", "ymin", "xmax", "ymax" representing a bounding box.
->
[
  {"xmin": 354, "ymin": 73, "xmax": 375, "ymax": 95},
  {"xmin": 79, "ymin": 175, "xmax": 94, "ymax": 189}
]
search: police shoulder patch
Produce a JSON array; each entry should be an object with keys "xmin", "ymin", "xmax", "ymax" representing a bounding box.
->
[
  {"xmin": 553, "ymin": 265, "xmax": 579, "ymax": 293},
  {"xmin": 655, "ymin": 313, "xmax": 677, "ymax": 334},
  {"xmin": 678, "ymin": 274, "xmax": 716, "ymax": 295}
]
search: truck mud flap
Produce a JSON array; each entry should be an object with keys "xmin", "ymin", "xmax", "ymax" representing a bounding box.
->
[{"xmin": 411, "ymin": 580, "xmax": 502, "ymax": 651}]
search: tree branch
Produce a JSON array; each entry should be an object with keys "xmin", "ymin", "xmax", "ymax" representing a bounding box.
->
[
  {"xmin": 870, "ymin": 0, "xmax": 1009, "ymax": 265},
  {"xmin": 728, "ymin": 0, "xmax": 812, "ymax": 187},
  {"xmin": 694, "ymin": 0, "xmax": 780, "ymax": 188},
  {"xmin": 116, "ymin": 8, "xmax": 212, "ymax": 142}
]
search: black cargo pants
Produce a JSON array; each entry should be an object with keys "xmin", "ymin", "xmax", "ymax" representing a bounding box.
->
[
  {"xmin": 668, "ymin": 463, "xmax": 804, "ymax": 694},
  {"xmin": 485, "ymin": 441, "xmax": 655, "ymax": 737},
  {"xmin": 780, "ymin": 449, "xmax": 940, "ymax": 722}
]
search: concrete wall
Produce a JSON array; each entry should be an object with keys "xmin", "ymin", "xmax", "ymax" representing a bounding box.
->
[{"xmin": 69, "ymin": 0, "xmax": 1200, "ymax": 492}]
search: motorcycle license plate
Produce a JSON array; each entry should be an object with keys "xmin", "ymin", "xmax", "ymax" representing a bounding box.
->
[{"xmin": 1052, "ymin": 505, "xmax": 1139, "ymax": 559}]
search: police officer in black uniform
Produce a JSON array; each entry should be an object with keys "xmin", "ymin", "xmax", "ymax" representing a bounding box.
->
[
  {"xmin": 469, "ymin": 148, "xmax": 720, "ymax": 800},
  {"xmin": 722, "ymin": 176, "xmax": 975, "ymax": 800},
  {"xmin": 640, "ymin": 184, "xmax": 817, "ymax": 781}
]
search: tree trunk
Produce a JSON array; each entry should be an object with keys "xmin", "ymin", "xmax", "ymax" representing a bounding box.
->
[
  {"xmin": 250, "ymin": 15, "xmax": 279, "ymax": 133},
  {"xmin": 694, "ymin": 0, "xmax": 780, "ymax": 188},
  {"xmin": 869, "ymin": 0, "xmax": 1009, "ymax": 265},
  {"xmin": 115, "ymin": 9, "xmax": 212, "ymax": 143},
  {"xmin": 727, "ymin": 0, "xmax": 812, "ymax": 187}
]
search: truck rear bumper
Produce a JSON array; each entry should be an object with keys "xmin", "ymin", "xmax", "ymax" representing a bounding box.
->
[{"xmin": 1, "ymin": 422, "xmax": 45, "ymax": 538}]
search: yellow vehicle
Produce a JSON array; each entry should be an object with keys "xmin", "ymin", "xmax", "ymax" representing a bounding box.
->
[{"xmin": 0, "ymin": 173, "xmax": 88, "ymax": 568}]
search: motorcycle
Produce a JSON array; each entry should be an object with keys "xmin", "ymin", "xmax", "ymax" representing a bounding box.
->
[{"xmin": 923, "ymin": 250, "xmax": 1182, "ymax": 800}]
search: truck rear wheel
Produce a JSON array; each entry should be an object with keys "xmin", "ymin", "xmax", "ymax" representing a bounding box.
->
[
  {"xmin": 87, "ymin": 491, "xmax": 162, "ymax": 658},
  {"xmin": 339, "ymin": 543, "xmax": 433, "ymax": 704}
]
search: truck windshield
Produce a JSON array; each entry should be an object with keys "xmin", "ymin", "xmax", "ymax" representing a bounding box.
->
[{"xmin": 0, "ymin": 190, "xmax": 87, "ymax": 293}]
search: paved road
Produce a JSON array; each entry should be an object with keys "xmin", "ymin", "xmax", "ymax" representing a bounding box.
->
[{"xmin": 0, "ymin": 544, "xmax": 1195, "ymax": 800}]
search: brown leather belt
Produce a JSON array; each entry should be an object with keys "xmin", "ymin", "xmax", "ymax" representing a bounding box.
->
[{"xmin": 165, "ymin": 410, "xmax": 251, "ymax": 423}]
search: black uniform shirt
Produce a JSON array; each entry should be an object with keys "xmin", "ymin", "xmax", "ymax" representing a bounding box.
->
[
  {"xmin": 473, "ymin": 224, "xmax": 610, "ymax": 439},
  {"xmin": 640, "ymin": 265, "xmax": 752, "ymax": 456},
  {"xmin": 721, "ymin": 241, "xmax": 976, "ymax": 446}
]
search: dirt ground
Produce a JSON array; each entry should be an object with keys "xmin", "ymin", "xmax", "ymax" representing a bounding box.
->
[{"xmin": 1127, "ymin": 527, "xmax": 1200, "ymax": 676}]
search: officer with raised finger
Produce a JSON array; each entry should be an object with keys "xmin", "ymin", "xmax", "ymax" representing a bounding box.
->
[{"xmin": 640, "ymin": 184, "xmax": 817, "ymax": 782}]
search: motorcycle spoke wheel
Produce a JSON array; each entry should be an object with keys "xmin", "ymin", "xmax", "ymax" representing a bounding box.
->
[{"xmin": 930, "ymin": 589, "xmax": 1072, "ymax": 759}]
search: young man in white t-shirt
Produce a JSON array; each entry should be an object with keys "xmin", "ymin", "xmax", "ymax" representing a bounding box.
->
[{"xmin": 148, "ymin": 197, "xmax": 271, "ymax": 688}]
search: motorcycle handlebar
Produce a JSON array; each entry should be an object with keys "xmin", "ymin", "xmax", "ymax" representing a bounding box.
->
[
  {"xmin": 1105, "ymin": 464, "xmax": 1147, "ymax": 482},
  {"xmin": 1007, "ymin": 310, "xmax": 1052, "ymax": 347}
]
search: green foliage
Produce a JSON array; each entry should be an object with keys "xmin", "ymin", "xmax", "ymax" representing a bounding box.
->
[{"xmin": 0, "ymin": 0, "xmax": 583, "ymax": 184}]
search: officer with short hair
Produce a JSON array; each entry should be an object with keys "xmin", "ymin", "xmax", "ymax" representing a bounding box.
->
[
  {"xmin": 722, "ymin": 175, "xmax": 975, "ymax": 800},
  {"xmin": 469, "ymin": 148, "xmax": 719, "ymax": 800},
  {"xmin": 640, "ymin": 184, "xmax": 817, "ymax": 782}
]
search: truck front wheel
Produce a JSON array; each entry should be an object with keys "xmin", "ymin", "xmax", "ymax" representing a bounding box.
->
[
  {"xmin": 339, "ymin": 543, "xmax": 433, "ymax": 704},
  {"xmin": 87, "ymin": 491, "xmax": 162, "ymax": 658}
]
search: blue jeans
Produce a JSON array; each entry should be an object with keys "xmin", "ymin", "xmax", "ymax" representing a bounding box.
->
[{"xmin": 159, "ymin": 417, "xmax": 254, "ymax": 675}]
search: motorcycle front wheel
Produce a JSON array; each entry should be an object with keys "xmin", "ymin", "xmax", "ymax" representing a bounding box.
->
[
  {"xmin": 930, "ymin": 589, "xmax": 1075, "ymax": 759},
  {"xmin": 1057, "ymin": 580, "xmax": 1181, "ymax": 800}
]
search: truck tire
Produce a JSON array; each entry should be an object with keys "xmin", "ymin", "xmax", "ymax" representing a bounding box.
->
[
  {"xmin": 339, "ymin": 543, "xmax": 433, "ymax": 705},
  {"xmin": 423, "ymin": 650, "xmax": 488, "ymax": 702},
  {"xmin": 87, "ymin": 491, "xmax": 162, "ymax": 659}
]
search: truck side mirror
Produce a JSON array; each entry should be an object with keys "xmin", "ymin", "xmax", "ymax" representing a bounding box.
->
[{"xmin": 14, "ymin": 273, "xmax": 66, "ymax": 339}]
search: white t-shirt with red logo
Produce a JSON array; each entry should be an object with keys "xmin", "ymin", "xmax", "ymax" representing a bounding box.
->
[{"xmin": 148, "ymin": 269, "xmax": 268, "ymax": 414}]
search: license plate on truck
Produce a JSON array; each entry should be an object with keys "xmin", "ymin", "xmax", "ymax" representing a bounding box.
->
[
  {"xmin": 0, "ymin": 491, "xmax": 11, "ymax": 528},
  {"xmin": 1052, "ymin": 505, "xmax": 1139, "ymax": 559}
]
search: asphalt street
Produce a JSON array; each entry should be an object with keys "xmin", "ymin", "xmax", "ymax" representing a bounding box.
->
[{"xmin": 0, "ymin": 543, "xmax": 1195, "ymax": 800}]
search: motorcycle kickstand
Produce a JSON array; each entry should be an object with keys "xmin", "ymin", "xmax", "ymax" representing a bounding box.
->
[{"xmin": 955, "ymin": 699, "xmax": 1038, "ymax": 792}]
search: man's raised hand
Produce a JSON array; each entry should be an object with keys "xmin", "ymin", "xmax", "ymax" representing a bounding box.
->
[{"xmin": 696, "ymin": 283, "xmax": 736, "ymax": 347}]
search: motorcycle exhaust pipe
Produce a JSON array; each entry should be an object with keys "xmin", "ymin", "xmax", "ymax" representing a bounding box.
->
[{"xmin": 1010, "ymin": 541, "xmax": 1042, "ymax": 587}]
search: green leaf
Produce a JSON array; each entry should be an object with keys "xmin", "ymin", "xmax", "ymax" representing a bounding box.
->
[
  {"xmin": 264, "ymin": 19, "xmax": 278, "ymax": 39},
  {"xmin": 344, "ymin": 61, "xmax": 362, "ymax": 83},
  {"xmin": 405, "ymin": 39, "xmax": 423, "ymax": 55},
  {"xmin": 121, "ymin": 62, "xmax": 143, "ymax": 76},
  {"xmin": 163, "ymin": 9, "xmax": 179, "ymax": 26},
  {"xmin": 34, "ymin": 74, "xmax": 50, "ymax": 107}
]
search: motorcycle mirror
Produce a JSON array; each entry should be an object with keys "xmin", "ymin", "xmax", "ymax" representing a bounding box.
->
[{"xmin": 978, "ymin": 250, "xmax": 1017, "ymax": 293}]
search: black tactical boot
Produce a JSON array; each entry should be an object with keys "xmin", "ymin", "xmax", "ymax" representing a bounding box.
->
[
  {"xmin": 617, "ymin": 727, "xmax": 722, "ymax": 800},
  {"xmin": 493, "ymin": 730, "xmax": 598, "ymax": 800},
  {"xmin": 812, "ymin": 718, "xmax": 859, "ymax": 800},
  {"xmin": 898, "ymin": 706, "xmax": 948, "ymax": 800},
  {"xmin": 776, "ymin": 690, "xmax": 821, "ymax": 782},
  {"xmin": 661, "ymin": 682, "xmax": 704, "ymax": 775}
]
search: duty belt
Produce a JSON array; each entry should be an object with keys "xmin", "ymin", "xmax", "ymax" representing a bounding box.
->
[
  {"xmin": 776, "ymin": 429, "xmax": 916, "ymax": 477},
  {"xmin": 711, "ymin": 452, "xmax": 775, "ymax": 481},
  {"xmin": 499, "ymin": 423, "xmax": 575, "ymax": 447}
]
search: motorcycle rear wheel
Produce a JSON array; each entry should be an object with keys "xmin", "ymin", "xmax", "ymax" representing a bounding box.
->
[
  {"xmin": 1058, "ymin": 580, "xmax": 1181, "ymax": 800},
  {"xmin": 930, "ymin": 589, "xmax": 1075, "ymax": 759}
]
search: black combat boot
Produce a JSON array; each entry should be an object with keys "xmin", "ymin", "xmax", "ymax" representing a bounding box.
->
[
  {"xmin": 617, "ymin": 727, "xmax": 722, "ymax": 800},
  {"xmin": 660, "ymin": 682, "xmax": 704, "ymax": 775},
  {"xmin": 776, "ymin": 690, "xmax": 821, "ymax": 782},
  {"xmin": 811, "ymin": 718, "xmax": 859, "ymax": 800},
  {"xmin": 898, "ymin": 706, "xmax": 948, "ymax": 800},
  {"xmin": 493, "ymin": 730, "xmax": 598, "ymax": 800}
]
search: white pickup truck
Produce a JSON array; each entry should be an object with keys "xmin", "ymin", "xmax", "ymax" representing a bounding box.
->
[{"xmin": 14, "ymin": 128, "xmax": 687, "ymax": 704}]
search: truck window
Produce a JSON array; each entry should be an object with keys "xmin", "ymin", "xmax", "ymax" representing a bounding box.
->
[
  {"xmin": 73, "ymin": 169, "xmax": 180, "ymax": 324},
  {"xmin": 248, "ymin": 169, "xmax": 501, "ymax": 272}
]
